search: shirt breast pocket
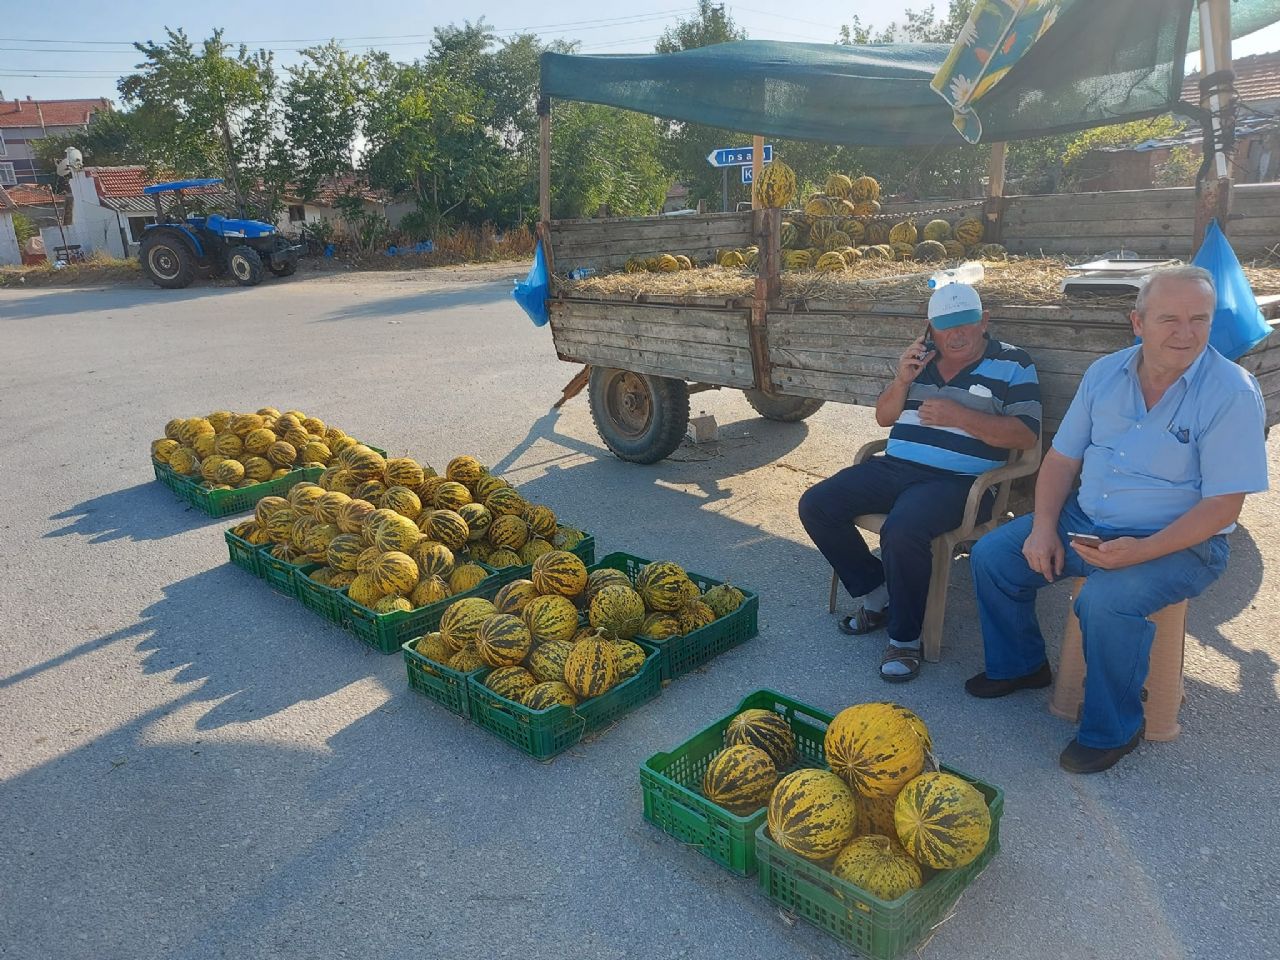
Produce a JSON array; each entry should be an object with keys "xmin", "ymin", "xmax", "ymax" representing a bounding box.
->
[{"xmin": 1135, "ymin": 427, "xmax": 1199, "ymax": 485}]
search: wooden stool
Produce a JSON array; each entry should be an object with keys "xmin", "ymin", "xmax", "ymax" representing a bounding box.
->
[{"xmin": 1048, "ymin": 577, "xmax": 1188, "ymax": 741}]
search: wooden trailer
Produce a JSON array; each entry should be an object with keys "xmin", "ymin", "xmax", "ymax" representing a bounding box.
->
[{"xmin": 542, "ymin": 205, "xmax": 1280, "ymax": 463}]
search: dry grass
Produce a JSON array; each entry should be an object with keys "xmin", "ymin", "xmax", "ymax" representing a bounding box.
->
[
  {"xmin": 353, "ymin": 224, "xmax": 536, "ymax": 271},
  {"xmin": 0, "ymin": 252, "xmax": 142, "ymax": 289},
  {"xmin": 561, "ymin": 257, "xmax": 1280, "ymax": 306}
]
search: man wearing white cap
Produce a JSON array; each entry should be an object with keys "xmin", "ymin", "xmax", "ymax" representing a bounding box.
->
[{"xmin": 799, "ymin": 283, "xmax": 1041, "ymax": 681}]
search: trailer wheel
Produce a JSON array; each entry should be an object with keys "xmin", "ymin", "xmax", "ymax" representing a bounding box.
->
[
  {"xmin": 743, "ymin": 389, "xmax": 826, "ymax": 422},
  {"xmin": 588, "ymin": 368, "xmax": 689, "ymax": 464}
]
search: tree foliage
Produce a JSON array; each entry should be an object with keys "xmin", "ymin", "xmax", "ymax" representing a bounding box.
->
[{"xmin": 117, "ymin": 28, "xmax": 279, "ymax": 211}]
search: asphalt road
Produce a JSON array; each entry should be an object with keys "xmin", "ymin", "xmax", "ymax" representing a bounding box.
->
[{"xmin": 1, "ymin": 267, "xmax": 1277, "ymax": 960}]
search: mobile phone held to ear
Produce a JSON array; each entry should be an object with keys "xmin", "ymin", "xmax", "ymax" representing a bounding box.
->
[
  {"xmin": 920, "ymin": 324, "xmax": 936, "ymax": 358},
  {"xmin": 1067, "ymin": 532, "xmax": 1104, "ymax": 547}
]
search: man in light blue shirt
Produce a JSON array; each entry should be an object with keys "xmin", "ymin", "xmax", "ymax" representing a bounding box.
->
[{"xmin": 966, "ymin": 265, "xmax": 1268, "ymax": 774}]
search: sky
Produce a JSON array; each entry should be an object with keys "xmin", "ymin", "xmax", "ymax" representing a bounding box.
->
[{"xmin": 1, "ymin": 0, "xmax": 1278, "ymax": 104}]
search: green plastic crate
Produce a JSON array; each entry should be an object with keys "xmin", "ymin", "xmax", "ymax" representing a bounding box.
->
[
  {"xmin": 257, "ymin": 548, "xmax": 314, "ymax": 599},
  {"xmin": 152, "ymin": 461, "xmax": 324, "ymax": 518},
  {"xmin": 296, "ymin": 569, "xmax": 349, "ymax": 627},
  {"xmin": 338, "ymin": 567, "xmax": 498, "ymax": 655},
  {"xmin": 641, "ymin": 690, "xmax": 831, "ymax": 876},
  {"xmin": 489, "ymin": 530, "xmax": 597, "ymax": 587},
  {"xmin": 466, "ymin": 639, "xmax": 662, "ymax": 760},
  {"xmin": 591, "ymin": 552, "xmax": 759, "ymax": 680},
  {"xmin": 401, "ymin": 640, "xmax": 484, "ymax": 718},
  {"xmin": 224, "ymin": 527, "xmax": 263, "ymax": 578},
  {"xmin": 755, "ymin": 767, "xmax": 1003, "ymax": 960}
]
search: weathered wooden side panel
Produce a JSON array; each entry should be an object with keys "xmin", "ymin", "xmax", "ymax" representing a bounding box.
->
[
  {"xmin": 549, "ymin": 212, "xmax": 755, "ymax": 275},
  {"xmin": 1002, "ymin": 183, "xmax": 1280, "ymax": 258},
  {"xmin": 764, "ymin": 302, "xmax": 1145, "ymax": 432},
  {"xmin": 548, "ymin": 298, "xmax": 756, "ymax": 388}
]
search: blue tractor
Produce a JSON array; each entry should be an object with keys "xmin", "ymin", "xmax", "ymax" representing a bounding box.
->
[{"xmin": 137, "ymin": 178, "xmax": 303, "ymax": 289}]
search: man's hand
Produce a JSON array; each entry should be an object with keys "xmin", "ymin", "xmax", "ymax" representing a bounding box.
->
[
  {"xmin": 917, "ymin": 397, "xmax": 970, "ymax": 429},
  {"xmin": 895, "ymin": 336, "xmax": 935, "ymax": 384},
  {"xmin": 1072, "ymin": 536, "xmax": 1148, "ymax": 570},
  {"xmin": 1023, "ymin": 525, "xmax": 1065, "ymax": 583}
]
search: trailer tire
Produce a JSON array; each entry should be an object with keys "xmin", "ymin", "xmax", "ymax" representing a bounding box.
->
[
  {"xmin": 588, "ymin": 367, "xmax": 689, "ymax": 464},
  {"xmin": 743, "ymin": 390, "xmax": 826, "ymax": 422}
]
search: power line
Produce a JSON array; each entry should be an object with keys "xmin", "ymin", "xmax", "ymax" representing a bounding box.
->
[{"xmin": 0, "ymin": 10, "xmax": 697, "ymax": 49}]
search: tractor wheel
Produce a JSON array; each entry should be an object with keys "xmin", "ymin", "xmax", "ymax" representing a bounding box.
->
[
  {"xmin": 228, "ymin": 246, "xmax": 265, "ymax": 286},
  {"xmin": 268, "ymin": 258, "xmax": 298, "ymax": 277},
  {"xmin": 588, "ymin": 367, "xmax": 689, "ymax": 464},
  {"xmin": 139, "ymin": 233, "xmax": 195, "ymax": 289},
  {"xmin": 743, "ymin": 389, "xmax": 826, "ymax": 422}
]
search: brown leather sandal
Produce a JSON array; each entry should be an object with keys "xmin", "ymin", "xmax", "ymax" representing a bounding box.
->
[
  {"xmin": 838, "ymin": 606, "xmax": 889, "ymax": 636},
  {"xmin": 879, "ymin": 644, "xmax": 922, "ymax": 683}
]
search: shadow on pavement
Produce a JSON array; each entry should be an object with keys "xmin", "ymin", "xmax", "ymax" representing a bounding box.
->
[
  {"xmin": 46, "ymin": 482, "xmax": 229, "ymax": 543},
  {"xmin": 0, "ymin": 283, "xmax": 249, "ymax": 320},
  {"xmin": 313, "ymin": 281, "xmax": 512, "ymax": 322}
]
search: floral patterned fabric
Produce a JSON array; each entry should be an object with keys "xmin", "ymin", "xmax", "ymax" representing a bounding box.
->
[{"xmin": 931, "ymin": 0, "xmax": 1080, "ymax": 144}]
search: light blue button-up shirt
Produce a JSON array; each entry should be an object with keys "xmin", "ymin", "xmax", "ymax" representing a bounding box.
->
[{"xmin": 1053, "ymin": 344, "xmax": 1268, "ymax": 533}]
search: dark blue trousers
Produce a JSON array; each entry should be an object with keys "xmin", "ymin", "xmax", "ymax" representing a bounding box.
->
[{"xmin": 798, "ymin": 455, "xmax": 991, "ymax": 643}]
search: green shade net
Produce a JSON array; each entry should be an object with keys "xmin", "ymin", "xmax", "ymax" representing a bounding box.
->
[{"xmin": 540, "ymin": 0, "xmax": 1280, "ymax": 147}]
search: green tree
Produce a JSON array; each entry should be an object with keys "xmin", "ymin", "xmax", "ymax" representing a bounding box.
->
[
  {"xmin": 654, "ymin": 0, "xmax": 750, "ymax": 210},
  {"xmin": 33, "ymin": 109, "xmax": 149, "ymax": 177},
  {"xmin": 117, "ymin": 28, "xmax": 280, "ymax": 214},
  {"xmin": 281, "ymin": 42, "xmax": 368, "ymax": 198},
  {"xmin": 839, "ymin": 0, "xmax": 974, "ymax": 44},
  {"xmin": 362, "ymin": 60, "xmax": 507, "ymax": 231},
  {"xmin": 550, "ymin": 102, "xmax": 669, "ymax": 219}
]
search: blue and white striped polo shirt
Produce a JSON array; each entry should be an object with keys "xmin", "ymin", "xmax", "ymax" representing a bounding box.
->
[{"xmin": 886, "ymin": 336, "xmax": 1042, "ymax": 475}]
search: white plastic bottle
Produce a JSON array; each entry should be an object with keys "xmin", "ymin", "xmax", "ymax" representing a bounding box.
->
[{"xmin": 928, "ymin": 261, "xmax": 984, "ymax": 289}]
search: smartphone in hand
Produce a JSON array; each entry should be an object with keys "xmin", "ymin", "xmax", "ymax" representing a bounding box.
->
[
  {"xmin": 1068, "ymin": 532, "xmax": 1104, "ymax": 548},
  {"xmin": 919, "ymin": 323, "xmax": 936, "ymax": 359}
]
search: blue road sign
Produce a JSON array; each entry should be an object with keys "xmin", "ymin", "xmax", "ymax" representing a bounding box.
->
[
  {"xmin": 707, "ymin": 144, "xmax": 773, "ymax": 167},
  {"xmin": 742, "ymin": 166, "xmax": 754, "ymax": 184}
]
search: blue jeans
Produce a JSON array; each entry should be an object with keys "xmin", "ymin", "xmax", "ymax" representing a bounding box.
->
[
  {"xmin": 970, "ymin": 495, "xmax": 1228, "ymax": 748},
  {"xmin": 799, "ymin": 455, "xmax": 991, "ymax": 644}
]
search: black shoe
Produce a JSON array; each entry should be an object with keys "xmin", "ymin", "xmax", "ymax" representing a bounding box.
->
[
  {"xmin": 838, "ymin": 606, "xmax": 889, "ymax": 636},
  {"xmin": 1059, "ymin": 723, "xmax": 1145, "ymax": 774},
  {"xmin": 964, "ymin": 661, "xmax": 1053, "ymax": 699}
]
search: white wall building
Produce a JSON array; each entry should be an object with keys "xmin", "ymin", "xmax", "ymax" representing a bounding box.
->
[
  {"xmin": 0, "ymin": 97, "xmax": 111, "ymax": 186},
  {"xmin": 0, "ymin": 186, "xmax": 21, "ymax": 266}
]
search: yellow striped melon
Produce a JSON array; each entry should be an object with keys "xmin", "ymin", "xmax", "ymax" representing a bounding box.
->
[
  {"xmin": 833, "ymin": 835, "xmax": 922, "ymax": 901},
  {"xmin": 369, "ymin": 551, "xmax": 419, "ymax": 596},
  {"xmin": 726, "ymin": 708, "xmax": 796, "ymax": 770},
  {"xmin": 411, "ymin": 540, "xmax": 454, "ymax": 578},
  {"xmin": 531, "ymin": 550, "xmax": 587, "ymax": 598},
  {"xmin": 564, "ymin": 635, "xmax": 620, "ymax": 699},
  {"xmin": 445, "ymin": 455, "xmax": 486, "ymax": 487},
  {"xmin": 489, "ymin": 514, "xmax": 530, "ymax": 550},
  {"xmin": 421, "ymin": 510, "xmax": 469, "ymax": 550},
  {"xmin": 523, "ymin": 594, "xmax": 578, "ymax": 644},
  {"xmin": 439, "ymin": 597, "xmax": 498, "ymax": 653},
  {"xmin": 767, "ymin": 769, "xmax": 859, "ymax": 862},
  {"xmin": 448, "ymin": 562, "xmax": 488, "ymax": 594},
  {"xmin": 523, "ymin": 681, "xmax": 576, "ymax": 710},
  {"xmin": 410, "ymin": 575, "xmax": 451, "ymax": 607},
  {"xmin": 493, "ymin": 579, "xmax": 538, "ymax": 615},
  {"xmin": 614, "ymin": 639, "xmax": 647, "ymax": 679},
  {"xmin": 477, "ymin": 614, "xmax": 533, "ymax": 667},
  {"xmin": 484, "ymin": 665, "xmax": 537, "ymax": 701},
  {"xmin": 384, "ymin": 457, "xmax": 425, "ymax": 488},
  {"xmin": 381, "ymin": 485, "xmax": 422, "ymax": 520},
  {"xmin": 825, "ymin": 703, "xmax": 925, "ymax": 799},
  {"xmin": 702, "ymin": 745, "xmax": 778, "ymax": 816},
  {"xmin": 527, "ymin": 638, "xmax": 575, "ymax": 683},
  {"xmin": 894, "ymin": 772, "xmax": 990, "ymax": 869},
  {"xmin": 588, "ymin": 584, "xmax": 646, "ymax": 640}
]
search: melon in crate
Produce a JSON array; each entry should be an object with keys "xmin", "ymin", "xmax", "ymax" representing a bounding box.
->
[
  {"xmin": 493, "ymin": 578, "xmax": 538, "ymax": 615},
  {"xmin": 588, "ymin": 584, "xmax": 646, "ymax": 640},
  {"xmin": 523, "ymin": 594, "xmax": 579, "ymax": 644},
  {"xmin": 527, "ymin": 638, "xmax": 575, "ymax": 683},
  {"xmin": 439, "ymin": 597, "xmax": 498, "ymax": 652},
  {"xmin": 613, "ymin": 639, "xmax": 647, "ymax": 679},
  {"xmin": 524, "ymin": 681, "xmax": 577, "ymax": 710},
  {"xmin": 636, "ymin": 560, "xmax": 692, "ymax": 613},
  {"xmin": 832, "ymin": 835, "xmax": 922, "ymax": 901},
  {"xmin": 531, "ymin": 550, "xmax": 588, "ymax": 598},
  {"xmin": 702, "ymin": 745, "xmax": 778, "ymax": 816},
  {"xmin": 485, "ymin": 666, "xmax": 537, "ymax": 701},
  {"xmin": 825, "ymin": 703, "xmax": 925, "ymax": 799},
  {"xmin": 894, "ymin": 771, "xmax": 991, "ymax": 870},
  {"xmin": 767, "ymin": 769, "xmax": 859, "ymax": 863},
  {"xmin": 477, "ymin": 614, "xmax": 534, "ymax": 667},
  {"xmin": 725, "ymin": 708, "xmax": 796, "ymax": 770},
  {"xmin": 564, "ymin": 634, "xmax": 621, "ymax": 699}
]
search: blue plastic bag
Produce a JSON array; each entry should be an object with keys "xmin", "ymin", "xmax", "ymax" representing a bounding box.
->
[
  {"xmin": 1192, "ymin": 219, "xmax": 1272, "ymax": 360},
  {"xmin": 512, "ymin": 240, "xmax": 550, "ymax": 327}
]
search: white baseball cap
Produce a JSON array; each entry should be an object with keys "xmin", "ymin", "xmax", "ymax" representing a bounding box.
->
[{"xmin": 927, "ymin": 283, "xmax": 984, "ymax": 329}]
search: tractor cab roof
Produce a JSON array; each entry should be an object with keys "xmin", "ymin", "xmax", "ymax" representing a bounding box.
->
[{"xmin": 143, "ymin": 178, "xmax": 225, "ymax": 194}]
